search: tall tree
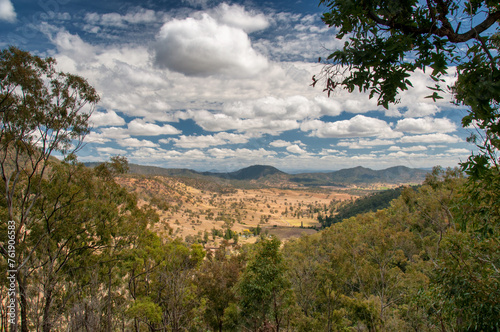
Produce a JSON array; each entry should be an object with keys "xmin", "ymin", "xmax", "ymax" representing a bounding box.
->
[
  {"xmin": 238, "ymin": 236, "xmax": 295, "ymax": 331},
  {"xmin": 126, "ymin": 234, "xmax": 205, "ymax": 332},
  {"xmin": 0, "ymin": 47, "xmax": 99, "ymax": 332},
  {"xmin": 195, "ymin": 244, "xmax": 244, "ymax": 332}
]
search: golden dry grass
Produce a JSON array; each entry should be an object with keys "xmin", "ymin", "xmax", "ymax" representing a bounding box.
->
[{"xmin": 116, "ymin": 175, "xmax": 357, "ymax": 245}]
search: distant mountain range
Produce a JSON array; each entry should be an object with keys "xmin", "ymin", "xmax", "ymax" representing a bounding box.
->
[{"xmin": 85, "ymin": 163, "xmax": 429, "ymax": 186}]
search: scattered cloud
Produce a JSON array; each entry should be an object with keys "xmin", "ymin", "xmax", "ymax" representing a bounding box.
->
[
  {"xmin": 270, "ymin": 140, "xmax": 292, "ymax": 148},
  {"xmin": 301, "ymin": 115, "xmax": 401, "ymax": 139},
  {"xmin": 222, "ymin": 95, "xmax": 323, "ymax": 120},
  {"xmin": 403, "ymin": 103, "xmax": 440, "ymax": 118},
  {"xmin": 90, "ymin": 110, "xmax": 126, "ymax": 127},
  {"xmin": 337, "ymin": 138, "xmax": 396, "ymax": 149},
  {"xmin": 400, "ymin": 133, "xmax": 462, "ymax": 144},
  {"xmin": 99, "ymin": 127, "xmax": 131, "ymax": 140},
  {"xmin": 209, "ymin": 3, "xmax": 270, "ymax": 33},
  {"xmin": 84, "ymin": 132, "xmax": 111, "ymax": 144},
  {"xmin": 13, "ymin": 3, "xmax": 472, "ymax": 171},
  {"xmin": 117, "ymin": 138, "xmax": 159, "ymax": 148},
  {"xmin": 388, "ymin": 145, "xmax": 428, "ymax": 152},
  {"xmin": 84, "ymin": 8, "xmax": 157, "ymax": 28},
  {"xmin": 447, "ymin": 148, "xmax": 470, "ymax": 154},
  {"xmin": 207, "ymin": 148, "xmax": 277, "ymax": 160},
  {"xmin": 172, "ymin": 132, "xmax": 250, "ymax": 148},
  {"xmin": 286, "ymin": 144, "xmax": 308, "ymax": 154},
  {"xmin": 127, "ymin": 119, "xmax": 181, "ymax": 136},
  {"xmin": 181, "ymin": 0, "xmax": 210, "ymax": 8},
  {"xmin": 96, "ymin": 147, "xmax": 127, "ymax": 155},
  {"xmin": 395, "ymin": 117, "xmax": 456, "ymax": 134},
  {"xmin": 184, "ymin": 109, "xmax": 300, "ymax": 134}
]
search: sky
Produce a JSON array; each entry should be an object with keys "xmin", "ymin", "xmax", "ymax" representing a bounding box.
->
[{"xmin": 0, "ymin": 0, "xmax": 477, "ymax": 172}]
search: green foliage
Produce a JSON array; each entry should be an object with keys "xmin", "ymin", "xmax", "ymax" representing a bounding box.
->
[
  {"xmin": 431, "ymin": 230, "xmax": 500, "ymax": 331},
  {"xmin": 284, "ymin": 168, "xmax": 482, "ymax": 331},
  {"xmin": 238, "ymin": 236, "xmax": 295, "ymax": 331},
  {"xmin": 319, "ymin": 187, "xmax": 406, "ymax": 228},
  {"xmin": 196, "ymin": 244, "xmax": 244, "ymax": 332},
  {"xmin": 126, "ymin": 298, "xmax": 162, "ymax": 325},
  {"xmin": 316, "ymin": 0, "xmax": 499, "ymax": 107}
]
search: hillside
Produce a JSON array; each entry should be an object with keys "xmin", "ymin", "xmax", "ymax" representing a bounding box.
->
[
  {"xmin": 323, "ymin": 165, "xmax": 428, "ymax": 184},
  {"xmin": 203, "ymin": 165, "xmax": 286, "ymax": 180},
  {"xmin": 88, "ymin": 163, "xmax": 429, "ymax": 188}
]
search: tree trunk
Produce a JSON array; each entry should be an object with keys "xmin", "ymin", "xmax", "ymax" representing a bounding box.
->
[
  {"xmin": 107, "ymin": 266, "xmax": 112, "ymax": 332},
  {"xmin": 16, "ymin": 272, "xmax": 28, "ymax": 332},
  {"xmin": 42, "ymin": 285, "xmax": 53, "ymax": 332}
]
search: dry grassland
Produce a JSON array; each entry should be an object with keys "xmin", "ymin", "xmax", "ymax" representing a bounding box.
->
[{"xmin": 116, "ymin": 175, "xmax": 356, "ymax": 245}]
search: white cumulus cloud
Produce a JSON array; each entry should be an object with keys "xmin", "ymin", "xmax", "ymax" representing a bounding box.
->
[
  {"xmin": 395, "ymin": 117, "xmax": 456, "ymax": 134},
  {"xmin": 287, "ymin": 144, "xmax": 307, "ymax": 154},
  {"xmin": 90, "ymin": 110, "xmax": 126, "ymax": 127},
  {"xmin": 154, "ymin": 13, "xmax": 268, "ymax": 77},
  {"xmin": 173, "ymin": 132, "xmax": 250, "ymax": 148},
  {"xmin": 118, "ymin": 138, "xmax": 159, "ymax": 148},
  {"xmin": 301, "ymin": 115, "xmax": 401, "ymax": 139},
  {"xmin": 400, "ymin": 133, "xmax": 462, "ymax": 144},
  {"xmin": 0, "ymin": 0, "xmax": 16, "ymax": 22},
  {"xmin": 270, "ymin": 140, "xmax": 292, "ymax": 148},
  {"xmin": 127, "ymin": 119, "xmax": 181, "ymax": 136},
  {"xmin": 210, "ymin": 3, "xmax": 269, "ymax": 33}
]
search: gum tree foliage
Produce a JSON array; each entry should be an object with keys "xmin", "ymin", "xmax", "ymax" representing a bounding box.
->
[
  {"xmin": 315, "ymin": 0, "xmax": 499, "ymax": 182},
  {"xmin": 238, "ymin": 236, "xmax": 295, "ymax": 331},
  {"xmin": 0, "ymin": 47, "xmax": 99, "ymax": 332},
  {"xmin": 195, "ymin": 244, "xmax": 245, "ymax": 332},
  {"xmin": 0, "ymin": 46, "xmax": 99, "ymax": 224}
]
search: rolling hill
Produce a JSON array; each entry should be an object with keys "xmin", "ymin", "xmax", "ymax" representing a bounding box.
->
[
  {"xmin": 86, "ymin": 163, "xmax": 429, "ymax": 187},
  {"xmin": 202, "ymin": 165, "xmax": 286, "ymax": 180}
]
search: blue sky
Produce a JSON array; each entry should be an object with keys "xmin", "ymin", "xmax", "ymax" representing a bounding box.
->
[{"xmin": 0, "ymin": 0, "xmax": 477, "ymax": 172}]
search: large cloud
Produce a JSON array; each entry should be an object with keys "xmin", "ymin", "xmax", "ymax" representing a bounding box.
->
[
  {"xmin": 0, "ymin": 0, "xmax": 15, "ymax": 22},
  {"xmin": 154, "ymin": 13, "xmax": 269, "ymax": 77}
]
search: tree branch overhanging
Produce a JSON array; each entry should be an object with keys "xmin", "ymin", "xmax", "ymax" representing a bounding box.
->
[{"xmin": 367, "ymin": 7, "xmax": 500, "ymax": 44}]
